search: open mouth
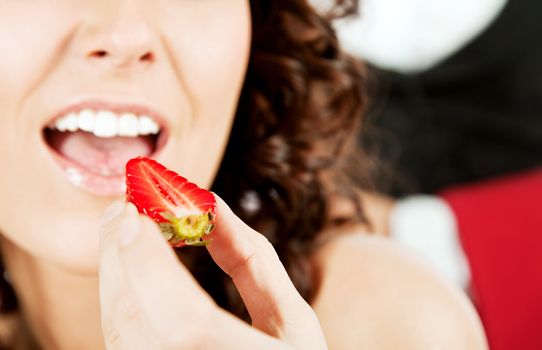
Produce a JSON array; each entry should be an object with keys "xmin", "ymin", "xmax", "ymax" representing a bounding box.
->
[{"xmin": 43, "ymin": 106, "xmax": 168, "ymax": 197}]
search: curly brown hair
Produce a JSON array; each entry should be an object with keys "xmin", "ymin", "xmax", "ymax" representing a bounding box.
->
[
  {"xmin": 0, "ymin": 0, "xmax": 367, "ymax": 323},
  {"xmin": 180, "ymin": 0, "xmax": 368, "ymax": 320}
]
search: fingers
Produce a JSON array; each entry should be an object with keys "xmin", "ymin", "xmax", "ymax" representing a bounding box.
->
[
  {"xmin": 115, "ymin": 205, "xmax": 216, "ymax": 349},
  {"xmin": 100, "ymin": 201, "xmax": 214, "ymax": 349},
  {"xmin": 99, "ymin": 202, "xmax": 162, "ymax": 349},
  {"xmin": 206, "ymin": 195, "xmax": 327, "ymax": 349},
  {"xmin": 99, "ymin": 201, "xmax": 289, "ymax": 350}
]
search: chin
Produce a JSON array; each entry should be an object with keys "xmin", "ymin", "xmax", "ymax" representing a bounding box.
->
[
  {"xmin": 1, "ymin": 211, "xmax": 103, "ymax": 277},
  {"xmin": 45, "ymin": 221, "xmax": 102, "ymax": 276}
]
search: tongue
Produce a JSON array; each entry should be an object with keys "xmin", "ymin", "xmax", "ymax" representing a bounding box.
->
[{"xmin": 49, "ymin": 131, "xmax": 155, "ymax": 176}]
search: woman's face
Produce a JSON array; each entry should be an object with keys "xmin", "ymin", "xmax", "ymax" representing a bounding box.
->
[{"xmin": 0, "ymin": 0, "xmax": 251, "ymax": 274}]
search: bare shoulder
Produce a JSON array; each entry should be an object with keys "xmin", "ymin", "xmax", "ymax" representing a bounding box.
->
[{"xmin": 310, "ymin": 231, "xmax": 488, "ymax": 350}]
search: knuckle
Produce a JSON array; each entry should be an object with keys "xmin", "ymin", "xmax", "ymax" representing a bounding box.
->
[
  {"xmin": 101, "ymin": 317, "xmax": 121, "ymax": 346},
  {"xmin": 229, "ymin": 232, "xmax": 281, "ymax": 280},
  {"xmin": 229, "ymin": 249, "xmax": 256, "ymax": 280},
  {"xmin": 115, "ymin": 294, "xmax": 143, "ymax": 321}
]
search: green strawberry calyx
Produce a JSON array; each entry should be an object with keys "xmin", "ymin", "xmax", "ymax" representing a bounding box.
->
[{"xmin": 158, "ymin": 211, "xmax": 215, "ymax": 247}]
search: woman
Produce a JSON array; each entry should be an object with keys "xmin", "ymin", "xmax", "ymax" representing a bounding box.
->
[{"xmin": 0, "ymin": 0, "xmax": 487, "ymax": 349}]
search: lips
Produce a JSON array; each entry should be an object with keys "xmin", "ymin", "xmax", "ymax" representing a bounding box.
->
[{"xmin": 42, "ymin": 101, "xmax": 169, "ymax": 197}]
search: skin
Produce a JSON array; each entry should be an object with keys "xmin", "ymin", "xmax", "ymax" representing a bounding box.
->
[
  {"xmin": 0, "ymin": 0, "xmax": 249, "ymax": 274},
  {"xmin": 0, "ymin": 0, "xmax": 488, "ymax": 349}
]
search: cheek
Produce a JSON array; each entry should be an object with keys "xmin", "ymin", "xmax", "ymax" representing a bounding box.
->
[
  {"xmin": 161, "ymin": 2, "xmax": 251, "ymax": 186},
  {"xmin": 0, "ymin": 5, "xmax": 75, "ymax": 101},
  {"xmin": 0, "ymin": 4, "xmax": 101, "ymax": 273},
  {"xmin": 179, "ymin": 11, "xmax": 251, "ymax": 109},
  {"xmin": 0, "ymin": 4, "xmax": 78, "ymax": 152}
]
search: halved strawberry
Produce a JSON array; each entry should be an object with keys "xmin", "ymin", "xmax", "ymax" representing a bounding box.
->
[{"xmin": 125, "ymin": 157, "xmax": 216, "ymax": 247}]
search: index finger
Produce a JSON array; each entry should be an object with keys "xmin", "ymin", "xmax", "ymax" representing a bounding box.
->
[
  {"xmin": 102, "ymin": 202, "xmax": 292, "ymax": 350},
  {"xmin": 206, "ymin": 195, "xmax": 327, "ymax": 349}
]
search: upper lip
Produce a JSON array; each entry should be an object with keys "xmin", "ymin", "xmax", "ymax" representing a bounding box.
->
[{"xmin": 43, "ymin": 98, "xmax": 170, "ymax": 130}]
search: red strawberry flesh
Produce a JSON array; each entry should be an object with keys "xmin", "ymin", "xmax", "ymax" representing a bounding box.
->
[{"xmin": 125, "ymin": 157, "xmax": 216, "ymax": 247}]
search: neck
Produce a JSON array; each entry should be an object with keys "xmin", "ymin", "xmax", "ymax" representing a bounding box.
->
[{"xmin": 1, "ymin": 239, "xmax": 104, "ymax": 350}]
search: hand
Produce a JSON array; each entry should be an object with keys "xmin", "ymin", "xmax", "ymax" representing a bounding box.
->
[{"xmin": 99, "ymin": 195, "xmax": 328, "ymax": 350}]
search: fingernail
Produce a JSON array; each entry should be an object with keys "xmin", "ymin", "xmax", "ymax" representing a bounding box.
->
[
  {"xmin": 117, "ymin": 216, "xmax": 142, "ymax": 247},
  {"xmin": 102, "ymin": 201, "xmax": 126, "ymax": 226}
]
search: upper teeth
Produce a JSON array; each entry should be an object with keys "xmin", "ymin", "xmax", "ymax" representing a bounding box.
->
[{"xmin": 50, "ymin": 109, "xmax": 161, "ymax": 138}]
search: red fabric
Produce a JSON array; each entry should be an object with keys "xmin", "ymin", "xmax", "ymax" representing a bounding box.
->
[{"xmin": 440, "ymin": 168, "xmax": 542, "ymax": 350}]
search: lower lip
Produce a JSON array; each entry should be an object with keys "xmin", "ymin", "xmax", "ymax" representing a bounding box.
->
[{"xmin": 50, "ymin": 151, "xmax": 126, "ymax": 197}]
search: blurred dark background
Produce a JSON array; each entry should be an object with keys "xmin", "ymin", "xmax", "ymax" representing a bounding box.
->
[{"xmin": 312, "ymin": 0, "xmax": 542, "ymax": 195}]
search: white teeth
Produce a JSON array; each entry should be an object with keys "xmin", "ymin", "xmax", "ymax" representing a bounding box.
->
[
  {"xmin": 118, "ymin": 113, "xmax": 139, "ymax": 137},
  {"xmin": 55, "ymin": 117, "xmax": 68, "ymax": 132},
  {"xmin": 93, "ymin": 111, "xmax": 118, "ymax": 138},
  {"xmin": 77, "ymin": 109, "xmax": 95, "ymax": 132},
  {"xmin": 138, "ymin": 115, "xmax": 160, "ymax": 135},
  {"xmin": 50, "ymin": 109, "xmax": 161, "ymax": 138},
  {"xmin": 65, "ymin": 113, "xmax": 79, "ymax": 132}
]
